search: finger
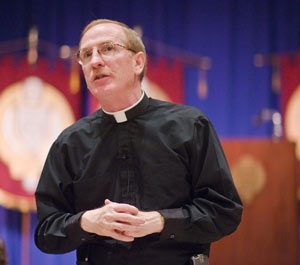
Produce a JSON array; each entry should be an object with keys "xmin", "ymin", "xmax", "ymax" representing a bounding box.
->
[
  {"xmin": 104, "ymin": 199, "xmax": 112, "ymax": 205},
  {"xmin": 112, "ymin": 212, "xmax": 145, "ymax": 225},
  {"xmin": 104, "ymin": 200, "xmax": 139, "ymax": 215},
  {"xmin": 102, "ymin": 209, "xmax": 144, "ymax": 224},
  {"xmin": 111, "ymin": 221, "xmax": 142, "ymax": 232},
  {"xmin": 123, "ymin": 231, "xmax": 137, "ymax": 238},
  {"xmin": 111, "ymin": 230, "xmax": 135, "ymax": 242},
  {"xmin": 113, "ymin": 203, "xmax": 139, "ymax": 215}
]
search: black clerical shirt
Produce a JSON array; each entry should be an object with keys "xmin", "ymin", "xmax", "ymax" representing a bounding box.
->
[{"xmin": 35, "ymin": 93, "xmax": 243, "ymax": 265}]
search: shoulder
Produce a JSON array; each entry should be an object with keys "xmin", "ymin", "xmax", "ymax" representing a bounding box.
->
[
  {"xmin": 148, "ymin": 98, "xmax": 209, "ymax": 123},
  {"xmin": 54, "ymin": 111, "xmax": 101, "ymax": 145}
]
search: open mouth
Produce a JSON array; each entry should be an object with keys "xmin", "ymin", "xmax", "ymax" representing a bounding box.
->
[{"xmin": 94, "ymin": 74, "xmax": 109, "ymax": 81}]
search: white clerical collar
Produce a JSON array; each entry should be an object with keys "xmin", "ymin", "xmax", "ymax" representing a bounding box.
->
[{"xmin": 102, "ymin": 91, "xmax": 145, "ymax": 123}]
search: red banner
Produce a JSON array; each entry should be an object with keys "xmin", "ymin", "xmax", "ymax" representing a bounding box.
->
[
  {"xmin": 0, "ymin": 56, "xmax": 81, "ymax": 212},
  {"xmin": 146, "ymin": 57, "xmax": 184, "ymax": 103},
  {"xmin": 88, "ymin": 57, "xmax": 184, "ymax": 113}
]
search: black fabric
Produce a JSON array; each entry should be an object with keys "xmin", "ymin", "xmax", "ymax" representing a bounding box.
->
[{"xmin": 35, "ymin": 94, "xmax": 242, "ymax": 265}]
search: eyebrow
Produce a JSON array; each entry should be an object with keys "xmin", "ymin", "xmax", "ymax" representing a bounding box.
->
[{"xmin": 80, "ymin": 40, "xmax": 123, "ymax": 50}]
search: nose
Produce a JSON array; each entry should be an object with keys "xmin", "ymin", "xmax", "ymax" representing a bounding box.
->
[{"xmin": 90, "ymin": 49, "xmax": 105, "ymax": 67}]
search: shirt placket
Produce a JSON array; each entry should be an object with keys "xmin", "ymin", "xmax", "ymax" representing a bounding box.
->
[{"xmin": 117, "ymin": 123, "xmax": 140, "ymax": 207}]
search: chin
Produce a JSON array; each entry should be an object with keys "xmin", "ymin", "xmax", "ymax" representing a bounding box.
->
[{"xmin": 89, "ymin": 85, "xmax": 119, "ymax": 98}]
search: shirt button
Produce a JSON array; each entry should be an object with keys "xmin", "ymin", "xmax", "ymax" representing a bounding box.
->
[{"xmin": 170, "ymin": 234, "xmax": 175, "ymax": 239}]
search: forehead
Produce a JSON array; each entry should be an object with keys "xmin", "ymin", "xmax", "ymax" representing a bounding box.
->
[{"xmin": 80, "ymin": 23, "xmax": 127, "ymax": 49}]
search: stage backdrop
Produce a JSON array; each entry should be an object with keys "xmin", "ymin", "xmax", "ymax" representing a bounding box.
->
[
  {"xmin": 0, "ymin": 1, "xmax": 300, "ymax": 265},
  {"xmin": 0, "ymin": 55, "xmax": 81, "ymax": 265}
]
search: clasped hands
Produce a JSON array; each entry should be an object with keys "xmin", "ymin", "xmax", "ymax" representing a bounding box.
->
[{"xmin": 80, "ymin": 199, "xmax": 164, "ymax": 242}]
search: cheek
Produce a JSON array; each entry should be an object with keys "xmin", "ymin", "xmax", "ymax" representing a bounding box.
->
[
  {"xmin": 82, "ymin": 67, "xmax": 89, "ymax": 78},
  {"xmin": 115, "ymin": 61, "xmax": 134, "ymax": 79},
  {"xmin": 111, "ymin": 57, "xmax": 134, "ymax": 73},
  {"xmin": 82, "ymin": 68, "xmax": 92, "ymax": 85}
]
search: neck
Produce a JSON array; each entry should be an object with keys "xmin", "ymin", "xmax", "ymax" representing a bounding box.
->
[{"xmin": 100, "ymin": 86, "xmax": 143, "ymax": 112}]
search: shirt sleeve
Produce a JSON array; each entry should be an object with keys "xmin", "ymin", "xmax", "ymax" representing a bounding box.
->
[
  {"xmin": 34, "ymin": 140, "xmax": 93, "ymax": 254},
  {"xmin": 158, "ymin": 116, "xmax": 243, "ymax": 244}
]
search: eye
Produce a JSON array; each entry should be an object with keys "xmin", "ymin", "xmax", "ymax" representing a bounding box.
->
[
  {"xmin": 81, "ymin": 49, "xmax": 92, "ymax": 59},
  {"xmin": 101, "ymin": 43, "xmax": 115, "ymax": 55}
]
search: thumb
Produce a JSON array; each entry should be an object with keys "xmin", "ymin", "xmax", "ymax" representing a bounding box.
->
[{"xmin": 104, "ymin": 199, "xmax": 112, "ymax": 205}]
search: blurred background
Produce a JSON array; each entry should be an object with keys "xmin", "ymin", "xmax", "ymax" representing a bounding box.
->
[{"xmin": 0, "ymin": 0, "xmax": 300, "ymax": 264}]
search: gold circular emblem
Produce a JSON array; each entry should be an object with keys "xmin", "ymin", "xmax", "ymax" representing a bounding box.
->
[
  {"xmin": 231, "ymin": 154, "xmax": 267, "ymax": 206},
  {"xmin": 0, "ymin": 76, "xmax": 75, "ymax": 211},
  {"xmin": 285, "ymin": 85, "xmax": 300, "ymax": 161}
]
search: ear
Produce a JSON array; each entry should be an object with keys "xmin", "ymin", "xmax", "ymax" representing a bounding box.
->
[{"xmin": 132, "ymin": 51, "xmax": 146, "ymax": 76}]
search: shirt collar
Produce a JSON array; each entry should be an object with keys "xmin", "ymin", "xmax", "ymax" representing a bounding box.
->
[{"xmin": 101, "ymin": 91, "xmax": 149, "ymax": 123}]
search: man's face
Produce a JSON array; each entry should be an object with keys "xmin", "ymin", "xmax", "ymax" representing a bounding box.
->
[{"xmin": 79, "ymin": 23, "xmax": 142, "ymax": 101}]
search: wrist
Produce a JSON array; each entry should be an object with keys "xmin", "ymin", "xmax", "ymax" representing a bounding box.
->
[
  {"xmin": 156, "ymin": 212, "xmax": 165, "ymax": 233},
  {"xmin": 80, "ymin": 210, "xmax": 95, "ymax": 234},
  {"xmin": 80, "ymin": 211, "xmax": 89, "ymax": 232}
]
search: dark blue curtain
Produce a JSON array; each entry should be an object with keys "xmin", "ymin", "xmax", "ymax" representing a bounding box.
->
[{"xmin": 0, "ymin": 1, "xmax": 300, "ymax": 264}]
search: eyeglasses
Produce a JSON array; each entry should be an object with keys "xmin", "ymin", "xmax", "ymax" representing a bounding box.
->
[{"xmin": 76, "ymin": 41, "xmax": 136, "ymax": 65}]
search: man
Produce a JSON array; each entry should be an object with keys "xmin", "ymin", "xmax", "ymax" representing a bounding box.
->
[{"xmin": 35, "ymin": 19, "xmax": 243, "ymax": 265}]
